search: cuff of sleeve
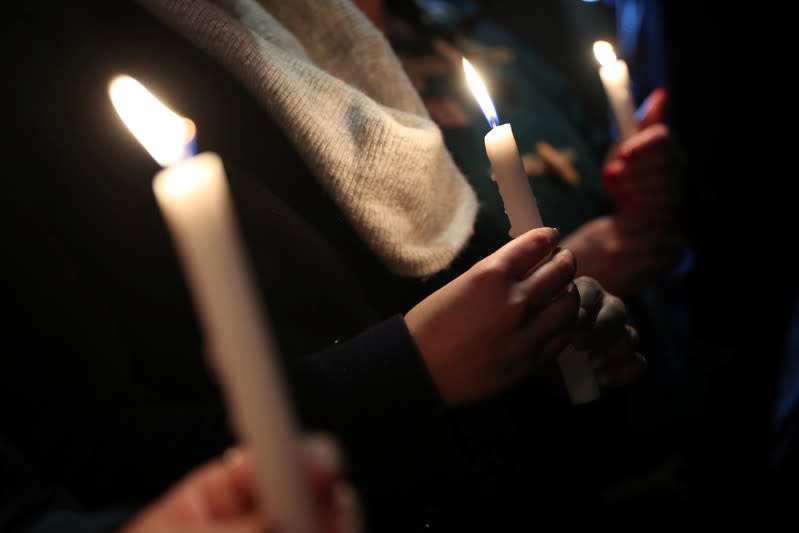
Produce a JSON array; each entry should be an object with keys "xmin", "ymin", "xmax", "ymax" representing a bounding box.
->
[{"xmin": 291, "ymin": 315, "xmax": 460, "ymax": 479}]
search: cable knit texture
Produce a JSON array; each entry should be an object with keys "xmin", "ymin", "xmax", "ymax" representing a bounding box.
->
[{"xmin": 139, "ymin": 0, "xmax": 478, "ymax": 277}]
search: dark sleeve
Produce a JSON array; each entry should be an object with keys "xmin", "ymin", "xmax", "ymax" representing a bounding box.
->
[
  {"xmin": 1, "ymin": 198, "xmax": 233, "ymax": 506},
  {"xmin": 289, "ymin": 315, "xmax": 469, "ymax": 498},
  {"xmin": 0, "ymin": 437, "xmax": 136, "ymax": 533},
  {"xmin": 22, "ymin": 510, "xmax": 134, "ymax": 533}
]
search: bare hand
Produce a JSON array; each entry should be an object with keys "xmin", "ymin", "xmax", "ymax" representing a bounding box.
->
[
  {"xmin": 562, "ymin": 213, "xmax": 683, "ymax": 298},
  {"xmin": 602, "ymin": 88, "xmax": 683, "ymax": 229},
  {"xmin": 405, "ymin": 227, "xmax": 580, "ymax": 405},
  {"xmin": 119, "ymin": 435, "xmax": 359, "ymax": 533}
]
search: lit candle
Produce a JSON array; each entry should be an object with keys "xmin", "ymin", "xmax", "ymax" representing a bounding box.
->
[
  {"xmin": 109, "ymin": 76, "xmax": 315, "ymax": 533},
  {"xmin": 593, "ymin": 40, "xmax": 637, "ymax": 141},
  {"xmin": 463, "ymin": 58, "xmax": 542, "ymax": 237},
  {"xmin": 462, "ymin": 59, "xmax": 599, "ymax": 405}
]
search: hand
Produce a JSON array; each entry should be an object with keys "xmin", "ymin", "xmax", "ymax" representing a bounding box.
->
[
  {"xmin": 573, "ymin": 276, "xmax": 646, "ymax": 386},
  {"xmin": 562, "ymin": 213, "xmax": 683, "ymax": 298},
  {"xmin": 119, "ymin": 435, "xmax": 359, "ymax": 533},
  {"xmin": 572, "ymin": 89, "xmax": 684, "ymax": 297},
  {"xmin": 603, "ymin": 88, "xmax": 682, "ymax": 229},
  {"xmin": 405, "ymin": 227, "xmax": 580, "ymax": 405}
]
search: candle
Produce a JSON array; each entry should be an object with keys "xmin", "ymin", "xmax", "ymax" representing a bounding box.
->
[
  {"xmin": 593, "ymin": 40, "xmax": 637, "ymax": 141},
  {"xmin": 463, "ymin": 58, "xmax": 542, "ymax": 237},
  {"xmin": 109, "ymin": 76, "xmax": 315, "ymax": 533},
  {"xmin": 462, "ymin": 59, "xmax": 599, "ymax": 405}
]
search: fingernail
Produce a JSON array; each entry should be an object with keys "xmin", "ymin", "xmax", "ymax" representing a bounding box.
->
[{"xmin": 635, "ymin": 353, "xmax": 648, "ymax": 369}]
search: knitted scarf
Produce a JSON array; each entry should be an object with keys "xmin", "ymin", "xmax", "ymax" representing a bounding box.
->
[{"xmin": 139, "ymin": 0, "xmax": 478, "ymax": 277}]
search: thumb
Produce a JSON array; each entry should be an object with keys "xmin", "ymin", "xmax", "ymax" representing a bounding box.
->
[{"xmin": 636, "ymin": 87, "xmax": 668, "ymax": 129}]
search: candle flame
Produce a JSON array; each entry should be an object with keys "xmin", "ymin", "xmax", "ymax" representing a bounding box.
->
[
  {"xmin": 593, "ymin": 41, "xmax": 618, "ymax": 67},
  {"xmin": 462, "ymin": 58, "xmax": 499, "ymax": 128},
  {"xmin": 108, "ymin": 75, "xmax": 196, "ymax": 166}
]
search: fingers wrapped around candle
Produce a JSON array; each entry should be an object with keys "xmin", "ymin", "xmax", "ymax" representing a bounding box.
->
[
  {"xmin": 603, "ymin": 122, "xmax": 683, "ymax": 216},
  {"xmin": 405, "ymin": 227, "xmax": 582, "ymax": 405},
  {"xmin": 571, "ymin": 276, "xmax": 646, "ymax": 387},
  {"xmin": 300, "ymin": 434, "xmax": 362, "ymax": 533},
  {"xmin": 593, "ymin": 329, "xmax": 646, "ymax": 387}
]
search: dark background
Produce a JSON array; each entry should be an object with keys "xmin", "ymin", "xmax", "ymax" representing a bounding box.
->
[{"xmin": 483, "ymin": 0, "xmax": 794, "ymax": 508}]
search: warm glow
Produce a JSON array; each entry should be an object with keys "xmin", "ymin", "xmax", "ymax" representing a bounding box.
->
[
  {"xmin": 155, "ymin": 156, "xmax": 215, "ymax": 199},
  {"xmin": 462, "ymin": 58, "xmax": 498, "ymax": 128},
  {"xmin": 593, "ymin": 41, "xmax": 618, "ymax": 67},
  {"xmin": 109, "ymin": 75, "xmax": 196, "ymax": 167}
]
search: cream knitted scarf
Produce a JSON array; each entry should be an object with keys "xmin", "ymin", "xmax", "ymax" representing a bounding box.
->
[{"xmin": 139, "ymin": 0, "xmax": 478, "ymax": 277}]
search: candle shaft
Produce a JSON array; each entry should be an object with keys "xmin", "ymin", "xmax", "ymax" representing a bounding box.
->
[
  {"xmin": 484, "ymin": 123, "xmax": 543, "ymax": 237},
  {"xmin": 599, "ymin": 60, "xmax": 637, "ymax": 141},
  {"xmin": 558, "ymin": 345, "xmax": 601, "ymax": 405},
  {"xmin": 153, "ymin": 153, "xmax": 315, "ymax": 533}
]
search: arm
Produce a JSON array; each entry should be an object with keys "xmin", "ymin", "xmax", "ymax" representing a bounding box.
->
[
  {"xmin": 0, "ymin": 436, "xmax": 135, "ymax": 533},
  {"xmin": 290, "ymin": 227, "xmax": 577, "ymax": 487},
  {"xmin": 290, "ymin": 315, "xmax": 464, "ymax": 490}
]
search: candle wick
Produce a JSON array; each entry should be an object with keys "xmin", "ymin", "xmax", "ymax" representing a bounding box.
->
[
  {"xmin": 184, "ymin": 136, "xmax": 198, "ymax": 160},
  {"xmin": 489, "ymin": 116, "xmax": 499, "ymax": 129}
]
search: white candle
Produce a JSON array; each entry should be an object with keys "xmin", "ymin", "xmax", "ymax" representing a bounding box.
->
[
  {"xmin": 485, "ymin": 124, "xmax": 544, "ymax": 237},
  {"xmin": 594, "ymin": 40, "xmax": 637, "ymax": 141},
  {"xmin": 109, "ymin": 76, "xmax": 315, "ymax": 533},
  {"xmin": 463, "ymin": 58, "xmax": 542, "ymax": 237},
  {"xmin": 462, "ymin": 59, "xmax": 599, "ymax": 405}
]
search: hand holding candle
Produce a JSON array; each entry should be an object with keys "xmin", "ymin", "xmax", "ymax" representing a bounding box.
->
[
  {"xmin": 109, "ymin": 76, "xmax": 315, "ymax": 533},
  {"xmin": 462, "ymin": 59, "xmax": 599, "ymax": 404}
]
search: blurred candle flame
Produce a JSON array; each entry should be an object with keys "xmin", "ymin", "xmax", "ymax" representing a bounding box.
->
[
  {"xmin": 462, "ymin": 58, "xmax": 499, "ymax": 128},
  {"xmin": 593, "ymin": 40, "xmax": 617, "ymax": 67},
  {"xmin": 108, "ymin": 75, "xmax": 196, "ymax": 167}
]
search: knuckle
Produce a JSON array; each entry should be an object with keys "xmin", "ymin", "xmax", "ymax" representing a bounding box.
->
[
  {"xmin": 531, "ymin": 227, "xmax": 557, "ymax": 246},
  {"xmin": 574, "ymin": 275, "xmax": 601, "ymax": 298},
  {"xmin": 505, "ymin": 291, "xmax": 529, "ymax": 319},
  {"xmin": 606, "ymin": 296, "xmax": 628, "ymax": 319},
  {"xmin": 613, "ymin": 294, "xmax": 628, "ymax": 311},
  {"xmin": 575, "ymin": 275, "xmax": 600, "ymax": 289},
  {"xmin": 517, "ymin": 228, "xmax": 557, "ymax": 258},
  {"xmin": 475, "ymin": 257, "xmax": 507, "ymax": 282}
]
